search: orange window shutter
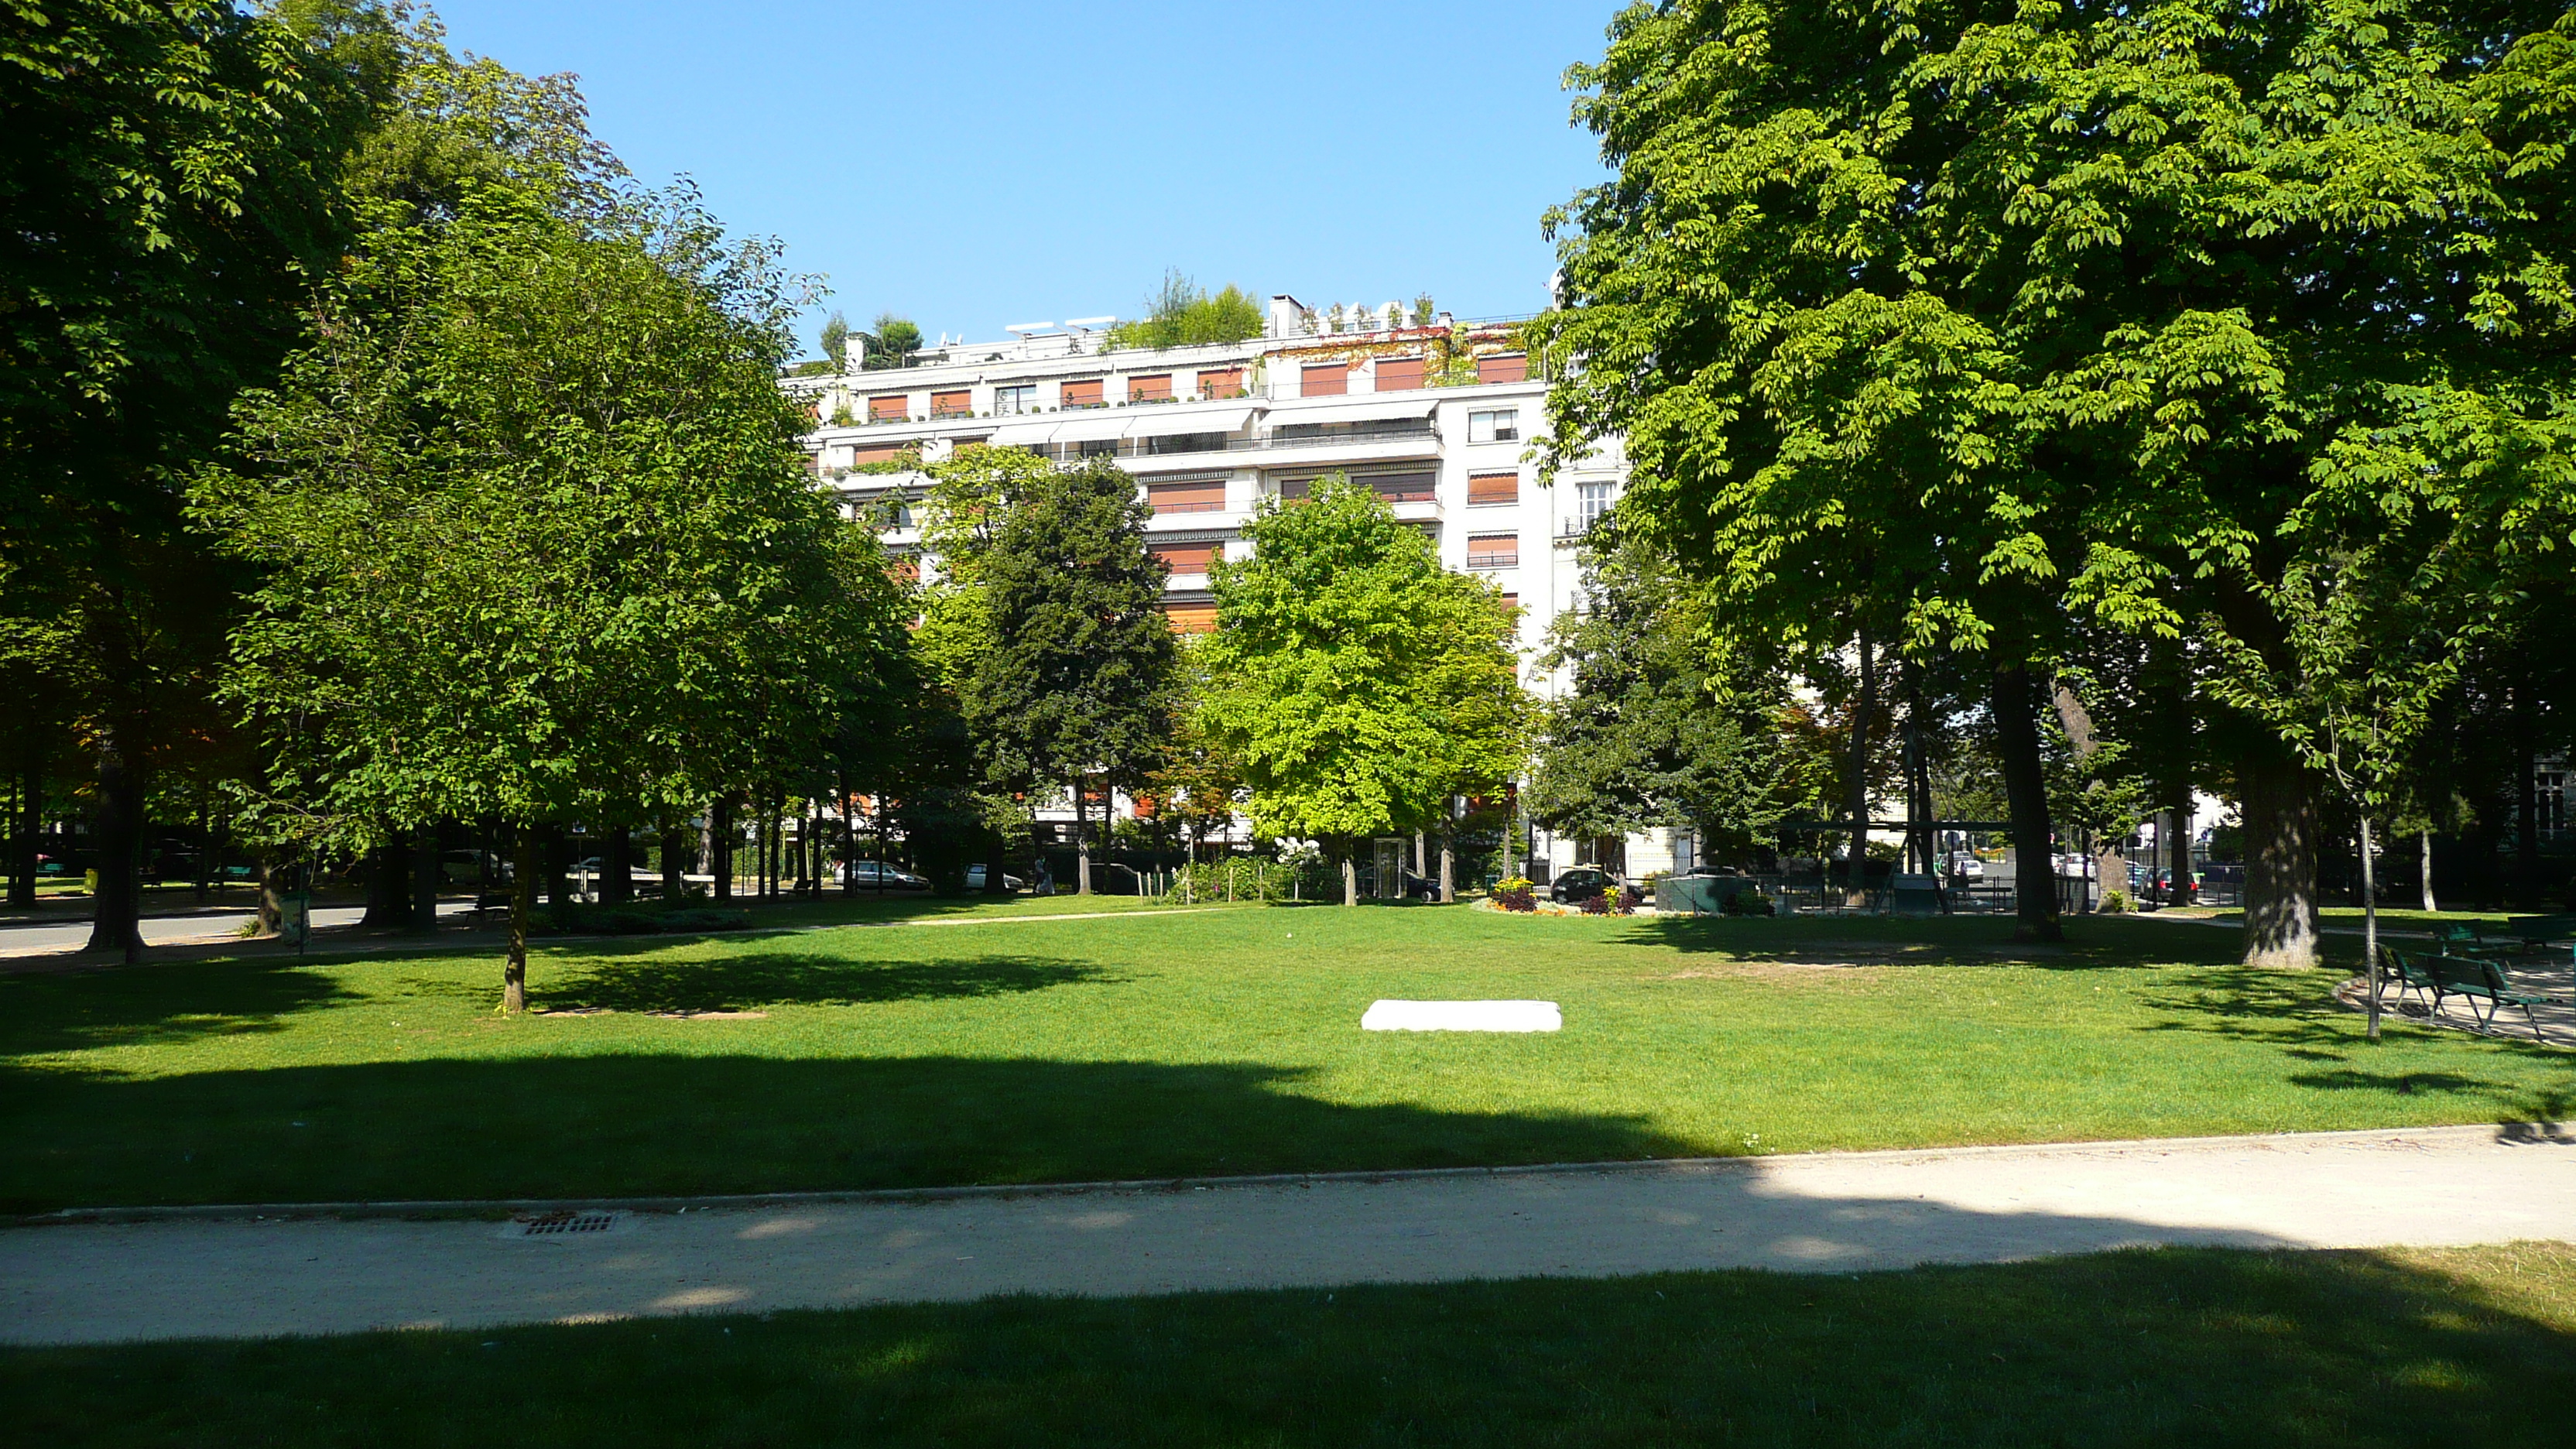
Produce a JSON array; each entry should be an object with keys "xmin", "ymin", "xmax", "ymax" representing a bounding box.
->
[
  {"xmin": 1147, "ymin": 480, "xmax": 1225, "ymax": 513},
  {"xmin": 850, "ymin": 442, "xmax": 913, "ymax": 464},
  {"xmin": 868, "ymin": 394, "xmax": 910, "ymax": 420},
  {"xmin": 1502, "ymin": 592, "xmax": 1521, "ymax": 611},
  {"xmin": 1375, "ymin": 358, "xmax": 1423, "ymax": 391},
  {"xmin": 1468, "ymin": 471, "xmax": 1519, "ymax": 505},
  {"xmin": 1197, "ymin": 368, "xmax": 1243, "ymax": 397},
  {"xmin": 1300, "ymin": 363, "xmax": 1348, "ymax": 397},
  {"xmin": 1152, "ymin": 542, "xmax": 1218, "ymax": 573},
  {"xmin": 1129, "ymin": 374, "xmax": 1172, "ymax": 401},
  {"xmin": 1475, "ymin": 354, "xmax": 1529, "ymax": 385},
  {"xmin": 1162, "ymin": 602, "xmax": 1219, "ymax": 634},
  {"xmin": 931, "ymin": 389, "xmax": 971, "ymax": 416},
  {"xmin": 1467, "ymin": 533, "xmax": 1519, "ymax": 567},
  {"xmin": 1061, "ymin": 379, "xmax": 1103, "ymax": 407}
]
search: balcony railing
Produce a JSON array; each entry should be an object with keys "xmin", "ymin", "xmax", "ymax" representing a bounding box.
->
[{"xmin": 1020, "ymin": 418, "xmax": 1437, "ymax": 465}]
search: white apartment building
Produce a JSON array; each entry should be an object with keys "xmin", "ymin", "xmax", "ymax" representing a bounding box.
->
[{"xmin": 788, "ymin": 293, "xmax": 1685, "ymax": 882}]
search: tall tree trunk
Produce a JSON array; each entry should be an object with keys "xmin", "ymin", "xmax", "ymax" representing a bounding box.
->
[
  {"xmin": 258, "ymin": 854, "xmax": 286, "ymax": 937},
  {"xmin": 10, "ymin": 760, "xmax": 39, "ymax": 909},
  {"xmin": 2515, "ymin": 683, "xmax": 2541, "ymax": 908},
  {"xmin": 83, "ymin": 731, "xmax": 142, "ymax": 960},
  {"xmin": 1990, "ymin": 662, "xmax": 2061, "ymax": 941},
  {"xmin": 504, "ymin": 824, "xmax": 534, "ymax": 1014},
  {"xmin": 1074, "ymin": 780, "xmax": 1093, "ymax": 896},
  {"xmin": 411, "ymin": 823, "xmax": 441, "ymax": 932},
  {"xmin": 2167, "ymin": 803, "xmax": 2194, "ymax": 906},
  {"xmin": 2052, "ymin": 676, "xmax": 2117, "ymax": 912},
  {"xmin": 2360, "ymin": 814, "xmax": 2382, "ymax": 1040},
  {"xmin": 710, "ymin": 799, "xmax": 735, "ymax": 902},
  {"xmin": 2420, "ymin": 827, "xmax": 2438, "ymax": 913},
  {"xmin": 361, "ymin": 834, "xmax": 409, "ymax": 927},
  {"xmin": 2240, "ymin": 748, "xmax": 2321, "ymax": 968},
  {"xmin": 1845, "ymin": 628, "xmax": 1877, "ymax": 891},
  {"xmin": 660, "ymin": 814, "xmax": 687, "ymax": 901},
  {"xmin": 601, "ymin": 824, "xmax": 633, "ymax": 905},
  {"xmin": 1341, "ymin": 844, "xmax": 1358, "ymax": 908},
  {"xmin": 1439, "ymin": 823, "xmax": 1455, "ymax": 904}
]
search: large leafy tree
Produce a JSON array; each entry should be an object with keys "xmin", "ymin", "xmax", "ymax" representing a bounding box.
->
[
  {"xmin": 1538, "ymin": 0, "xmax": 2576, "ymax": 960},
  {"xmin": 1199, "ymin": 477, "xmax": 1530, "ymax": 905},
  {"xmin": 1530, "ymin": 523, "xmax": 1810, "ymax": 862},
  {"xmin": 2, "ymin": 0, "xmax": 381, "ymax": 954},
  {"xmin": 197, "ymin": 183, "xmax": 903, "ymax": 1010},
  {"xmin": 960, "ymin": 457, "xmax": 1180, "ymax": 894}
]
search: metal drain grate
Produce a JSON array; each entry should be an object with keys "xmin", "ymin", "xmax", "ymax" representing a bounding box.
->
[{"xmin": 513, "ymin": 1211, "xmax": 616, "ymax": 1237}]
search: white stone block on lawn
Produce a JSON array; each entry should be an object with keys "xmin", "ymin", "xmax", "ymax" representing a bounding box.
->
[{"xmin": 1360, "ymin": 1000, "xmax": 1561, "ymax": 1033}]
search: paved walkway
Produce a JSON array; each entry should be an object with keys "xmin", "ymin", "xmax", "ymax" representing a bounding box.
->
[{"xmin": 7, "ymin": 1125, "xmax": 2571, "ymax": 1345}]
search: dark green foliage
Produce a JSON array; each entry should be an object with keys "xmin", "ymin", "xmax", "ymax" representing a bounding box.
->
[
  {"xmin": 961, "ymin": 458, "xmax": 1180, "ymax": 810},
  {"xmin": 1528, "ymin": 524, "xmax": 1809, "ymax": 858}
]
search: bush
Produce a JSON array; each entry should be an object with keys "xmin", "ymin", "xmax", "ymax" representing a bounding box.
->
[
  {"xmin": 1492, "ymin": 876, "xmax": 1536, "ymax": 912},
  {"xmin": 1724, "ymin": 889, "xmax": 1776, "ymax": 917},
  {"xmin": 2100, "ymin": 889, "xmax": 2133, "ymax": 914},
  {"xmin": 1578, "ymin": 886, "xmax": 1643, "ymax": 916}
]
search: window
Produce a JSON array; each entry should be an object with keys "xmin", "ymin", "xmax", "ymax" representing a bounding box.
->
[
  {"xmin": 1129, "ymin": 374, "xmax": 1172, "ymax": 402},
  {"xmin": 1300, "ymin": 362, "xmax": 1349, "ymax": 397},
  {"xmin": 930, "ymin": 390, "xmax": 971, "ymax": 418},
  {"xmin": 1143, "ymin": 430, "xmax": 1227, "ymax": 456},
  {"xmin": 1147, "ymin": 479, "xmax": 1225, "ymax": 514},
  {"xmin": 1152, "ymin": 542, "xmax": 1221, "ymax": 574},
  {"xmin": 994, "ymin": 384, "xmax": 1036, "ymax": 416},
  {"xmin": 1467, "ymin": 471, "xmax": 1519, "ymax": 507},
  {"xmin": 1366, "ymin": 471, "xmax": 1437, "ymax": 504},
  {"xmin": 1468, "ymin": 409, "xmax": 1518, "ymax": 444},
  {"xmin": 1577, "ymin": 479, "xmax": 1618, "ymax": 529},
  {"xmin": 1196, "ymin": 368, "xmax": 1244, "ymax": 399},
  {"xmin": 850, "ymin": 442, "xmax": 916, "ymax": 465},
  {"xmin": 1076, "ymin": 437, "xmax": 1118, "ymax": 459},
  {"xmin": 1375, "ymin": 357, "xmax": 1424, "ymax": 392},
  {"xmin": 868, "ymin": 394, "xmax": 911, "ymax": 423},
  {"xmin": 1502, "ymin": 592, "xmax": 1520, "ymax": 611},
  {"xmin": 1467, "ymin": 533, "xmax": 1519, "ymax": 568},
  {"xmin": 1163, "ymin": 602, "xmax": 1218, "ymax": 635},
  {"xmin": 1477, "ymin": 354, "xmax": 1530, "ymax": 384},
  {"xmin": 1060, "ymin": 378, "xmax": 1105, "ymax": 409}
]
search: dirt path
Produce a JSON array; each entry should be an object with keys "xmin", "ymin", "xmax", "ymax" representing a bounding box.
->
[{"xmin": 7, "ymin": 1125, "xmax": 2571, "ymax": 1345}]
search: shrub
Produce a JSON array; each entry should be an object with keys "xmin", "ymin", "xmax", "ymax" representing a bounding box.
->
[
  {"xmin": 2100, "ymin": 889, "xmax": 2133, "ymax": 914},
  {"xmin": 1492, "ymin": 876, "xmax": 1536, "ymax": 912},
  {"xmin": 1724, "ymin": 889, "xmax": 1776, "ymax": 917}
]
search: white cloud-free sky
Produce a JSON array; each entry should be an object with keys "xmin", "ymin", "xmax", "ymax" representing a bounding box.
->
[{"xmin": 426, "ymin": 0, "xmax": 1620, "ymax": 355}]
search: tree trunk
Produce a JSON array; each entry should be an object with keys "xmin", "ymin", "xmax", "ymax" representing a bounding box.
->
[
  {"xmin": 411, "ymin": 824, "xmax": 441, "ymax": 932},
  {"xmin": 10, "ymin": 761, "xmax": 39, "ymax": 909},
  {"xmin": 711, "ymin": 799, "xmax": 735, "ymax": 902},
  {"xmin": 258, "ymin": 855, "xmax": 286, "ymax": 937},
  {"xmin": 1990, "ymin": 662, "xmax": 2060, "ymax": 941},
  {"xmin": 83, "ymin": 731, "xmax": 143, "ymax": 960},
  {"xmin": 660, "ymin": 815, "xmax": 687, "ymax": 901},
  {"xmin": 2515, "ymin": 683, "xmax": 2541, "ymax": 907},
  {"xmin": 2167, "ymin": 803, "xmax": 2194, "ymax": 906},
  {"xmin": 1341, "ymin": 846, "xmax": 1358, "ymax": 908},
  {"xmin": 504, "ymin": 824, "xmax": 534, "ymax": 1014},
  {"xmin": 2420, "ymin": 827, "xmax": 2437, "ymax": 913},
  {"xmin": 1074, "ymin": 782, "xmax": 1093, "ymax": 896},
  {"xmin": 1439, "ymin": 826, "xmax": 1455, "ymax": 904},
  {"xmin": 2240, "ymin": 748, "xmax": 2321, "ymax": 968},
  {"xmin": 361, "ymin": 835, "xmax": 409, "ymax": 927},
  {"xmin": 1845, "ymin": 628, "xmax": 1877, "ymax": 891},
  {"xmin": 601, "ymin": 824, "xmax": 633, "ymax": 905},
  {"xmin": 2359, "ymin": 814, "xmax": 2382, "ymax": 1040}
]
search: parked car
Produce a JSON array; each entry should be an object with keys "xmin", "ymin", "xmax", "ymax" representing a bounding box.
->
[
  {"xmin": 963, "ymin": 865, "xmax": 1025, "ymax": 892},
  {"xmin": 1946, "ymin": 851, "xmax": 1985, "ymax": 879},
  {"xmin": 1548, "ymin": 865, "xmax": 1623, "ymax": 905},
  {"xmin": 845, "ymin": 860, "xmax": 929, "ymax": 889},
  {"xmin": 440, "ymin": 849, "xmax": 512, "ymax": 885}
]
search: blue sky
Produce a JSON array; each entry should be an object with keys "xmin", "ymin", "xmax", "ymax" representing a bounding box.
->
[{"xmin": 426, "ymin": 0, "xmax": 1619, "ymax": 357}]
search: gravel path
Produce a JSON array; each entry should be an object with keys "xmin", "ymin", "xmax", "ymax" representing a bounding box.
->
[{"xmin": 8, "ymin": 1125, "xmax": 2571, "ymax": 1345}]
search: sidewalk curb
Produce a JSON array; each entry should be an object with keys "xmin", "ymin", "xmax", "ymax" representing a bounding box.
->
[{"xmin": 16, "ymin": 1122, "xmax": 2563, "ymax": 1229}]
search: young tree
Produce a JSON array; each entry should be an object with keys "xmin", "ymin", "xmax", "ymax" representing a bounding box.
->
[
  {"xmin": 960, "ymin": 457, "xmax": 1179, "ymax": 894},
  {"xmin": 197, "ymin": 183, "xmax": 903, "ymax": 1010},
  {"xmin": 1200, "ymin": 477, "xmax": 1530, "ymax": 904}
]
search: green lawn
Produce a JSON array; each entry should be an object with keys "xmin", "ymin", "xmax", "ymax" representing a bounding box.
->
[
  {"xmin": 10, "ymin": 1242, "xmax": 2573, "ymax": 1446},
  {"xmin": 5, "ymin": 905, "xmax": 2570, "ymax": 1211}
]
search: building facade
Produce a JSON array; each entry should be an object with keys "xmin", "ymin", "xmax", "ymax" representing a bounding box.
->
[{"xmin": 789, "ymin": 294, "xmax": 1686, "ymax": 883}]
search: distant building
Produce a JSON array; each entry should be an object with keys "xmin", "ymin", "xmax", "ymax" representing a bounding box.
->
[{"xmin": 789, "ymin": 294, "xmax": 1680, "ymax": 885}]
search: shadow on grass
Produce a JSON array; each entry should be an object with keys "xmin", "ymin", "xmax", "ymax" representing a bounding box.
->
[
  {"xmin": 540, "ymin": 948, "xmax": 1122, "ymax": 1015},
  {"xmin": 0, "ymin": 956, "xmax": 359, "ymax": 1058},
  {"xmin": 0, "ymin": 1053, "xmax": 1702, "ymax": 1213},
  {"xmin": 1613, "ymin": 912, "xmax": 2243, "ymax": 970},
  {"xmin": 11, "ymin": 1245, "xmax": 2576, "ymax": 1445}
]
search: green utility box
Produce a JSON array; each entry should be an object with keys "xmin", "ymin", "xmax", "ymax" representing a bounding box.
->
[{"xmin": 1659, "ymin": 875, "xmax": 1762, "ymax": 916}]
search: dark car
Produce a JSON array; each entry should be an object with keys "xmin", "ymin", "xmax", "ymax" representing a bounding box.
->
[{"xmin": 1548, "ymin": 866, "xmax": 1622, "ymax": 904}]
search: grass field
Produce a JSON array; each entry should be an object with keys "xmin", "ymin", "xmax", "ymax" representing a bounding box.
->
[
  {"xmin": 9, "ymin": 1242, "xmax": 2573, "ymax": 1446},
  {"xmin": 5, "ymin": 903, "xmax": 2568, "ymax": 1211}
]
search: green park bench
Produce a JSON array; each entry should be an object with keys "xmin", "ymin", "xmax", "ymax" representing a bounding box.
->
[
  {"xmin": 2505, "ymin": 914, "xmax": 2576, "ymax": 955},
  {"xmin": 2378, "ymin": 947, "xmax": 2443, "ymax": 1014},
  {"xmin": 2434, "ymin": 921, "xmax": 2485, "ymax": 951},
  {"xmin": 2425, "ymin": 953, "xmax": 2556, "ymax": 1043},
  {"xmin": 1888, "ymin": 873, "xmax": 1944, "ymax": 916}
]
